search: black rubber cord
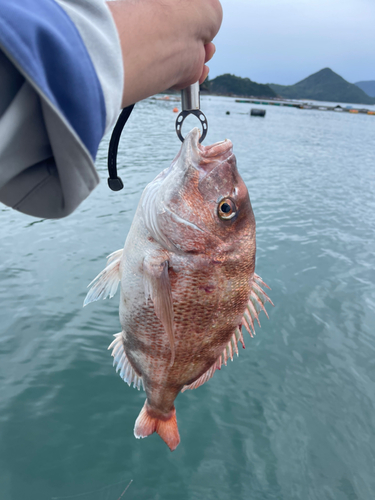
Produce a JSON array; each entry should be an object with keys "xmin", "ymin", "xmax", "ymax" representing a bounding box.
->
[{"xmin": 107, "ymin": 104, "xmax": 135, "ymax": 191}]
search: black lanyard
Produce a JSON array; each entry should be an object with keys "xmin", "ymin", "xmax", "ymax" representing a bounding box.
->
[{"xmin": 107, "ymin": 104, "xmax": 135, "ymax": 191}]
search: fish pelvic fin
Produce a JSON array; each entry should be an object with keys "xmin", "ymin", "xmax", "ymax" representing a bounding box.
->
[
  {"xmin": 241, "ymin": 273, "xmax": 273, "ymax": 338},
  {"xmin": 108, "ymin": 333, "xmax": 144, "ymax": 391},
  {"xmin": 83, "ymin": 249, "xmax": 123, "ymax": 306},
  {"xmin": 134, "ymin": 401, "xmax": 180, "ymax": 452}
]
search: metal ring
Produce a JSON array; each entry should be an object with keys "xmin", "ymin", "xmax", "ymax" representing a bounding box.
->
[{"xmin": 175, "ymin": 110, "xmax": 208, "ymax": 143}]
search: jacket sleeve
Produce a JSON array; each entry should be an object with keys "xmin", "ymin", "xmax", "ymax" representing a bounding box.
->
[{"xmin": 0, "ymin": 0, "xmax": 123, "ymax": 219}]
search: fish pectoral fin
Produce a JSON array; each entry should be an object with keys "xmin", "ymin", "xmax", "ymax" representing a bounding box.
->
[
  {"xmin": 83, "ymin": 249, "xmax": 123, "ymax": 306},
  {"xmin": 143, "ymin": 256, "xmax": 175, "ymax": 365},
  {"xmin": 182, "ymin": 327, "xmax": 246, "ymax": 393},
  {"xmin": 108, "ymin": 333, "xmax": 144, "ymax": 391}
]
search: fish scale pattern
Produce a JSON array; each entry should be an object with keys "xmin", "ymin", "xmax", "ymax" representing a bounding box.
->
[{"xmin": 182, "ymin": 273, "xmax": 272, "ymax": 392}]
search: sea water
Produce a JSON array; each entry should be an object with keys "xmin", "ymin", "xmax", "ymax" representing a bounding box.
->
[{"xmin": 0, "ymin": 96, "xmax": 374, "ymax": 500}]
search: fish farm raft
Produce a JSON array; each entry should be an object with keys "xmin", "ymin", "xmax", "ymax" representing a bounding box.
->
[{"xmin": 236, "ymin": 98, "xmax": 375, "ymax": 115}]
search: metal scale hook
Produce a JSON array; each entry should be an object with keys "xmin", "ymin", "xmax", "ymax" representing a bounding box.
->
[
  {"xmin": 107, "ymin": 82, "xmax": 208, "ymax": 191},
  {"xmin": 175, "ymin": 81, "xmax": 208, "ymax": 144}
]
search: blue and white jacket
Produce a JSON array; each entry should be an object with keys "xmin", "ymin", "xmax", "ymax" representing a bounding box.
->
[{"xmin": 0, "ymin": 0, "xmax": 123, "ymax": 218}]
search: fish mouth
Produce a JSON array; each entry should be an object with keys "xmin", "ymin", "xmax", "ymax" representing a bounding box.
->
[
  {"xmin": 198, "ymin": 137, "xmax": 233, "ymax": 159},
  {"xmin": 183, "ymin": 128, "xmax": 234, "ymax": 173}
]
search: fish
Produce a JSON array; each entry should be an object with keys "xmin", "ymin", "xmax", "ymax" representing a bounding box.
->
[{"xmin": 84, "ymin": 128, "xmax": 272, "ymax": 451}]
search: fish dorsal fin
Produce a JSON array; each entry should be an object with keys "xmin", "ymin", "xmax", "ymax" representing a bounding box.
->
[
  {"xmin": 181, "ymin": 360, "xmax": 220, "ymax": 393},
  {"xmin": 183, "ymin": 274, "xmax": 273, "ymax": 393},
  {"xmin": 108, "ymin": 333, "xmax": 144, "ymax": 391},
  {"xmin": 83, "ymin": 249, "xmax": 123, "ymax": 306},
  {"xmin": 143, "ymin": 256, "xmax": 175, "ymax": 365},
  {"xmin": 241, "ymin": 273, "xmax": 274, "ymax": 338},
  {"xmin": 182, "ymin": 327, "xmax": 244, "ymax": 392}
]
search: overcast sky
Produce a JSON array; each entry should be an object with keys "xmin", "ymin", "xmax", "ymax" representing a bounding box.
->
[{"xmin": 209, "ymin": 0, "xmax": 375, "ymax": 85}]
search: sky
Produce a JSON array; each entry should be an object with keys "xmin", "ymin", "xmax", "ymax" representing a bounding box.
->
[{"xmin": 209, "ymin": 0, "xmax": 375, "ymax": 85}]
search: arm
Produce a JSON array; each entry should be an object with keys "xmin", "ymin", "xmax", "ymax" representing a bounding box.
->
[
  {"xmin": 0, "ymin": 0, "xmax": 222, "ymax": 219},
  {"xmin": 107, "ymin": 0, "xmax": 222, "ymax": 108}
]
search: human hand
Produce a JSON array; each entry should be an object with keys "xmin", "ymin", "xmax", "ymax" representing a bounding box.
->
[{"xmin": 107, "ymin": 0, "xmax": 223, "ymax": 108}]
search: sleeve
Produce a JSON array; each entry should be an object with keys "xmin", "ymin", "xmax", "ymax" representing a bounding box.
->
[{"xmin": 0, "ymin": 0, "xmax": 123, "ymax": 219}]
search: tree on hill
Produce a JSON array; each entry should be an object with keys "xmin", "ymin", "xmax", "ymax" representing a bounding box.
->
[
  {"xmin": 207, "ymin": 74, "xmax": 276, "ymax": 98},
  {"xmin": 269, "ymin": 68, "xmax": 375, "ymax": 105}
]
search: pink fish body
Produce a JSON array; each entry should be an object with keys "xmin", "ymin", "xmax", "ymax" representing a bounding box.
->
[{"xmin": 84, "ymin": 128, "xmax": 272, "ymax": 451}]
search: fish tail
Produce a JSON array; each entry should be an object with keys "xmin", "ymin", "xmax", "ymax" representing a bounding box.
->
[{"xmin": 134, "ymin": 400, "xmax": 180, "ymax": 451}]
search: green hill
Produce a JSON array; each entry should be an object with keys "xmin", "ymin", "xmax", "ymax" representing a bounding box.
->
[
  {"xmin": 207, "ymin": 74, "xmax": 276, "ymax": 98},
  {"xmin": 355, "ymin": 80, "xmax": 375, "ymax": 98},
  {"xmin": 269, "ymin": 68, "xmax": 375, "ymax": 105}
]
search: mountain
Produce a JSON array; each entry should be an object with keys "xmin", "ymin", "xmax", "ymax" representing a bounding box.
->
[
  {"xmin": 355, "ymin": 80, "xmax": 375, "ymax": 98},
  {"xmin": 269, "ymin": 68, "xmax": 375, "ymax": 105},
  {"xmin": 207, "ymin": 74, "xmax": 276, "ymax": 98}
]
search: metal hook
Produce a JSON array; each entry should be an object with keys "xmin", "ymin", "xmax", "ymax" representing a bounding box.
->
[
  {"xmin": 176, "ymin": 82, "xmax": 208, "ymax": 143},
  {"xmin": 175, "ymin": 109, "xmax": 208, "ymax": 143}
]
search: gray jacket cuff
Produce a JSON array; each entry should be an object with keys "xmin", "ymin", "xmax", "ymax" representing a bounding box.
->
[{"xmin": 56, "ymin": 0, "xmax": 123, "ymax": 134}]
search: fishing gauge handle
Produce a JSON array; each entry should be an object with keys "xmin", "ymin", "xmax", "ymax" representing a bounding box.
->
[{"xmin": 176, "ymin": 81, "xmax": 208, "ymax": 143}]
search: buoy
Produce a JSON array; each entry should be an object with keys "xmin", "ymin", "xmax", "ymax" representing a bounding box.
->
[
  {"xmin": 173, "ymin": 107, "xmax": 179, "ymax": 113},
  {"xmin": 250, "ymin": 108, "xmax": 266, "ymax": 117}
]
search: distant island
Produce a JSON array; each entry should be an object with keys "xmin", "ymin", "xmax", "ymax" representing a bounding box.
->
[
  {"xmin": 202, "ymin": 69, "xmax": 375, "ymax": 105},
  {"xmin": 203, "ymin": 73, "xmax": 276, "ymax": 99},
  {"xmin": 269, "ymin": 68, "xmax": 375, "ymax": 105},
  {"xmin": 355, "ymin": 80, "xmax": 375, "ymax": 98}
]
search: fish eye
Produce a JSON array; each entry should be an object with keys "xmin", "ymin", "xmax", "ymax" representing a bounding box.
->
[{"xmin": 218, "ymin": 198, "xmax": 237, "ymax": 220}]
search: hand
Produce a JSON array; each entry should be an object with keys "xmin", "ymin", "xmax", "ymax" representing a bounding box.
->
[{"xmin": 107, "ymin": 0, "xmax": 223, "ymax": 108}]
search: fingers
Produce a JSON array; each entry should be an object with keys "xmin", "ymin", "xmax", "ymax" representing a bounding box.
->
[
  {"xmin": 108, "ymin": 0, "xmax": 222, "ymax": 106},
  {"xmin": 199, "ymin": 65, "xmax": 210, "ymax": 85},
  {"xmin": 205, "ymin": 43, "xmax": 216, "ymax": 64},
  {"xmin": 198, "ymin": 44, "xmax": 215, "ymax": 84}
]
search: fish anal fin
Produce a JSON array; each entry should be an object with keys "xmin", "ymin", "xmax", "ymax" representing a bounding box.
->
[
  {"xmin": 143, "ymin": 256, "xmax": 175, "ymax": 365},
  {"xmin": 108, "ymin": 333, "xmax": 144, "ymax": 391},
  {"xmin": 83, "ymin": 249, "xmax": 123, "ymax": 306},
  {"xmin": 134, "ymin": 401, "xmax": 180, "ymax": 452}
]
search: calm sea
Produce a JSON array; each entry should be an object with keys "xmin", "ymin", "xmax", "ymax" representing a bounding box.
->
[{"xmin": 1, "ymin": 96, "xmax": 374, "ymax": 500}]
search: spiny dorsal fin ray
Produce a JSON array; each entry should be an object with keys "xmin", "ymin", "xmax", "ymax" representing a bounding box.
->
[
  {"xmin": 254, "ymin": 273, "xmax": 271, "ymax": 290},
  {"xmin": 241, "ymin": 274, "xmax": 273, "ymax": 337},
  {"xmin": 243, "ymin": 311, "xmax": 254, "ymax": 337},
  {"xmin": 252, "ymin": 281, "xmax": 274, "ymax": 306},
  {"xmin": 108, "ymin": 333, "xmax": 144, "ymax": 391},
  {"xmin": 251, "ymin": 291, "xmax": 270, "ymax": 319},
  {"xmin": 182, "ymin": 329, "xmax": 245, "ymax": 392},
  {"xmin": 83, "ymin": 249, "xmax": 123, "ymax": 306}
]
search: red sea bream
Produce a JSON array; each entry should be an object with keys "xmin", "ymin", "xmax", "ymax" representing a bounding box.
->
[{"xmin": 84, "ymin": 128, "xmax": 272, "ymax": 451}]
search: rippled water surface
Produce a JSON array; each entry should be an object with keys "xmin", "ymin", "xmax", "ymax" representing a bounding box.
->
[{"xmin": 1, "ymin": 96, "xmax": 375, "ymax": 500}]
